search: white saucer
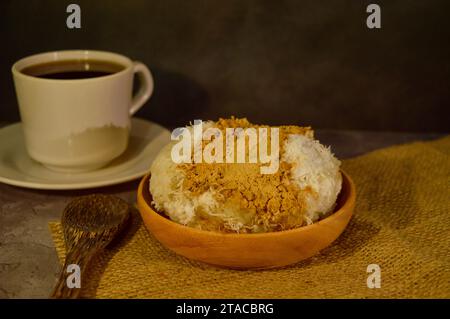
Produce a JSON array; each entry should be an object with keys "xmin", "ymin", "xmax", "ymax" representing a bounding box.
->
[{"xmin": 0, "ymin": 118, "xmax": 171, "ymax": 190}]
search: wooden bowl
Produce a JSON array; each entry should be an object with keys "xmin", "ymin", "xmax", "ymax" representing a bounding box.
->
[{"xmin": 137, "ymin": 171, "xmax": 356, "ymax": 269}]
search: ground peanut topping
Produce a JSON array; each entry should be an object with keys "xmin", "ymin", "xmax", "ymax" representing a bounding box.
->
[{"xmin": 180, "ymin": 117, "xmax": 313, "ymax": 232}]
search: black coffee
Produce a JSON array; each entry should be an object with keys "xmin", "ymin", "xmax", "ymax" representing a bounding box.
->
[{"xmin": 21, "ymin": 59, "xmax": 125, "ymax": 79}]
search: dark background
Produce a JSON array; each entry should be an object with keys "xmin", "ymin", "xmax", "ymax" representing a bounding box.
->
[{"xmin": 1, "ymin": 0, "xmax": 449, "ymax": 132}]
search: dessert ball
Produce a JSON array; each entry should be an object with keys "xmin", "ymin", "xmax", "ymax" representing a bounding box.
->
[{"xmin": 150, "ymin": 118, "xmax": 342, "ymax": 233}]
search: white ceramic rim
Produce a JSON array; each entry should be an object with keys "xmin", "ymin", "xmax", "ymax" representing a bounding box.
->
[{"xmin": 11, "ymin": 50, "xmax": 133, "ymax": 83}]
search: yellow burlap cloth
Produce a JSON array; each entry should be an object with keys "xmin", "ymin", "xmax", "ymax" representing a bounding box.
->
[{"xmin": 49, "ymin": 136, "xmax": 450, "ymax": 298}]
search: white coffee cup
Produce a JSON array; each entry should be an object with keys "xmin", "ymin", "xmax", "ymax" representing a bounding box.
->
[{"xmin": 12, "ymin": 50, "xmax": 153, "ymax": 172}]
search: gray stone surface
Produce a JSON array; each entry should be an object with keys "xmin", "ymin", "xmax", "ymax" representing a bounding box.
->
[{"xmin": 0, "ymin": 130, "xmax": 444, "ymax": 298}]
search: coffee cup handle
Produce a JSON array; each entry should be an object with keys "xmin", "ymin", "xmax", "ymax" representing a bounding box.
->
[{"xmin": 129, "ymin": 62, "xmax": 154, "ymax": 115}]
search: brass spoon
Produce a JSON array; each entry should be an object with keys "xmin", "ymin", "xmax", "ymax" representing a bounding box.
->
[{"xmin": 51, "ymin": 194, "xmax": 130, "ymax": 299}]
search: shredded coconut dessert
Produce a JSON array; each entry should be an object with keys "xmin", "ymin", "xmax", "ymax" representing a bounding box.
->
[{"xmin": 149, "ymin": 117, "xmax": 342, "ymax": 233}]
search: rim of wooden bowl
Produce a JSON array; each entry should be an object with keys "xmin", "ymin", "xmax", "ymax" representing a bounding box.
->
[{"xmin": 137, "ymin": 170, "xmax": 356, "ymax": 238}]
